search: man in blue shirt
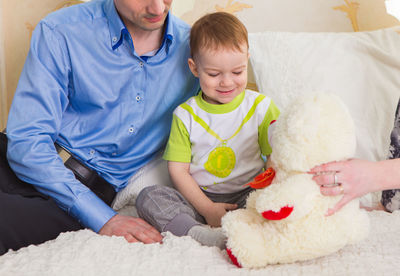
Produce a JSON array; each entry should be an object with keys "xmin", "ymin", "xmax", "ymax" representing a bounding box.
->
[{"xmin": 0, "ymin": 0, "xmax": 199, "ymax": 254}]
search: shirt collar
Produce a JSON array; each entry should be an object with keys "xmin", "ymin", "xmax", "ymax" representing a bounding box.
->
[
  {"xmin": 142, "ymin": 13, "xmax": 173, "ymax": 59},
  {"xmin": 163, "ymin": 13, "xmax": 173, "ymax": 48},
  {"xmin": 195, "ymin": 91, "xmax": 245, "ymax": 114},
  {"xmin": 104, "ymin": 0, "xmax": 126, "ymax": 50},
  {"xmin": 105, "ymin": 0, "xmax": 174, "ymax": 52}
]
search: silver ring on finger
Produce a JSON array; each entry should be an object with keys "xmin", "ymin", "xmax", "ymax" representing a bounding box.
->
[
  {"xmin": 333, "ymin": 171, "xmax": 338, "ymax": 185},
  {"xmin": 338, "ymin": 183, "xmax": 344, "ymax": 194}
]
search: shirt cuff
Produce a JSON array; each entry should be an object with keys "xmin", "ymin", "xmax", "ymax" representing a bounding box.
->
[{"xmin": 69, "ymin": 191, "xmax": 117, "ymax": 232}]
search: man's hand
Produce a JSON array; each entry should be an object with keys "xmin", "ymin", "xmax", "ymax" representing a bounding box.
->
[{"xmin": 99, "ymin": 214, "xmax": 163, "ymax": 243}]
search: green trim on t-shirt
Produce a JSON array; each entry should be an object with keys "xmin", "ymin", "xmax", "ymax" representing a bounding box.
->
[
  {"xmin": 181, "ymin": 94, "xmax": 266, "ymax": 143},
  {"xmin": 258, "ymin": 100, "xmax": 280, "ymax": 156},
  {"xmin": 195, "ymin": 90, "xmax": 245, "ymax": 114},
  {"xmin": 163, "ymin": 114, "xmax": 192, "ymax": 163}
]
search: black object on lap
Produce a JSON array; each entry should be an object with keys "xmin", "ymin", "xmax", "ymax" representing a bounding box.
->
[{"xmin": 55, "ymin": 143, "xmax": 116, "ymax": 206}]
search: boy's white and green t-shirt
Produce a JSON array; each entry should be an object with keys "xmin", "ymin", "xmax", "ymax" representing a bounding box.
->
[{"xmin": 163, "ymin": 90, "xmax": 280, "ymax": 193}]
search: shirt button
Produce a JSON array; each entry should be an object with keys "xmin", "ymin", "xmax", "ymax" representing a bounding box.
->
[
  {"xmin": 136, "ymin": 96, "xmax": 141, "ymax": 101},
  {"xmin": 129, "ymin": 127, "xmax": 134, "ymax": 133},
  {"xmin": 139, "ymin": 62, "xmax": 144, "ymax": 67},
  {"xmin": 90, "ymin": 150, "xmax": 95, "ymax": 155},
  {"xmin": 112, "ymin": 36, "xmax": 117, "ymax": 42}
]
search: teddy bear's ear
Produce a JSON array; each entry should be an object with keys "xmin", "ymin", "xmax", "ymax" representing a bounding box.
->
[
  {"xmin": 270, "ymin": 93, "xmax": 320, "ymax": 172},
  {"xmin": 270, "ymin": 93, "xmax": 356, "ymax": 172}
]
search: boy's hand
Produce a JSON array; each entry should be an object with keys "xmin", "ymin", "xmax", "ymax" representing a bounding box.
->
[{"xmin": 203, "ymin": 202, "xmax": 238, "ymax": 227}]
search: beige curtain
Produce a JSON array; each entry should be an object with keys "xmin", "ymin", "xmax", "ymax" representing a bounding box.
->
[{"xmin": 0, "ymin": 0, "xmax": 74, "ymax": 131}]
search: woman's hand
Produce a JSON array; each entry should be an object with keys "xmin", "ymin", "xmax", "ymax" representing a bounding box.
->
[{"xmin": 309, "ymin": 159, "xmax": 380, "ymax": 215}]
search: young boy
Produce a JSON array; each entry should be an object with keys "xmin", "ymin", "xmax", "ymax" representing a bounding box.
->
[{"xmin": 136, "ymin": 12, "xmax": 280, "ymax": 249}]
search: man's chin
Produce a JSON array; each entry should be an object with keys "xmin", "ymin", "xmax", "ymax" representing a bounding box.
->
[
  {"xmin": 140, "ymin": 14, "xmax": 168, "ymax": 31},
  {"xmin": 138, "ymin": 21, "xmax": 165, "ymax": 32}
]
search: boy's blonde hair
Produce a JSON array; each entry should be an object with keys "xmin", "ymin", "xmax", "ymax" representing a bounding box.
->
[{"xmin": 190, "ymin": 12, "xmax": 249, "ymax": 59}]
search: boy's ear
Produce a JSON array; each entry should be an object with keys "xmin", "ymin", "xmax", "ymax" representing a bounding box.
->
[{"xmin": 188, "ymin": 58, "xmax": 199, "ymax": 77}]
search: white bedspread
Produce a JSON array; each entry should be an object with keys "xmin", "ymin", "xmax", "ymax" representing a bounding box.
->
[{"xmin": 1, "ymin": 210, "xmax": 399, "ymax": 276}]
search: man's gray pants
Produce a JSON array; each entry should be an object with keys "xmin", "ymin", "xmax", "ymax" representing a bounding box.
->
[{"xmin": 136, "ymin": 185, "xmax": 253, "ymax": 236}]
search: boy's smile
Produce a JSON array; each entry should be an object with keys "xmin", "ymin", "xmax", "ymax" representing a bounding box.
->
[{"xmin": 188, "ymin": 44, "xmax": 249, "ymax": 105}]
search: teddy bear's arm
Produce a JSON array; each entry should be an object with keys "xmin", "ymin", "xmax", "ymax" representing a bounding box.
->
[{"xmin": 256, "ymin": 174, "xmax": 319, "ymax": 221}]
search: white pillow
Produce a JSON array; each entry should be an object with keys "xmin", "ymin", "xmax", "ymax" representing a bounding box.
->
[
  {"xmin": 112, "ymin": 152, "xmax": 173, "ymax": 211},
  {"xmin": 249, "ymin": 27, "xmax": 400, "ymax": 162}
]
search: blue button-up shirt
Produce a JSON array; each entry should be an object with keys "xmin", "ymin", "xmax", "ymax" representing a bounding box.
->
[{"xmin": 6, "ymin": 0, "xmax": 199, "ymax": 232}]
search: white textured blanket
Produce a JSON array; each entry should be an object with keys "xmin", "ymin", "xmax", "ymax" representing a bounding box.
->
[{"xmin": 0, "ymin": 210, "xmax": 399, "ymax": 276}]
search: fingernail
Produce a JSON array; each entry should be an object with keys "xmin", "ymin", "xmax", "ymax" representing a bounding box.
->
[{"xmin": 325, "ymin": 209, "xmax": 332, "ymax": 216}]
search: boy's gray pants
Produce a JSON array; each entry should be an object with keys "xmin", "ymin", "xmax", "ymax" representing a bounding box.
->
[{"xmin": 136, "ymin": 185, "xmax": 253, "ymax": 236}]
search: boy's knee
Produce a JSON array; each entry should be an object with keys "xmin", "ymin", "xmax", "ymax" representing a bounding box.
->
[
  {"xmin": 136, "ymin": 185, "xmax": 169, "ymax": 212},
  {"xmin": 137, "ymin": 185, "xmax": 159, "ymax": 206},
  {"xmin": 136, "ymin": 185, "xmax": 179, "ymax": 217},
  {"xmin": 138, "ymin": 185, "xmax": 161, "ymax": 197},
  {"xmin": 137, "ymin": 185, "xmax": 175, "ymax": 202}
]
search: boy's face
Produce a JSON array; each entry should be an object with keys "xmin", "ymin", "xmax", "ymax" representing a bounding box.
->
[{"xmin": 188, "ymin": 44, "xmax": 249, "ymax": 105}]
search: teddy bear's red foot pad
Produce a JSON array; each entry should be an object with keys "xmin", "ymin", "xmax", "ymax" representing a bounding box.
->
[
  {"xmin": 226, "ymin": 248, "xmax": 241, "ymax": 268},
  {"xmin": 262, "ymin": 205, "xmax": 294, "ymax": 220}
]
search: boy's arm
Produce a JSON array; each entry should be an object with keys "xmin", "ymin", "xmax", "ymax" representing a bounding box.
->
[
  {"xmin": 265, "ymin": 156, "xmax": 272, "ymax": 170},
  {"xmin": 168, "ymin": 161, "xmax": 237, "ymax": 227},
  {"xmin": 259, "ymin": 99, "xmax": 280, "ymax": 171}
]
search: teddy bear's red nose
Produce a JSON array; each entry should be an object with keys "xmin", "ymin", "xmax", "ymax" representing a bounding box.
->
[{"xmin": 262, "ymin": 205, "xmax": 294, "ymax": 220}]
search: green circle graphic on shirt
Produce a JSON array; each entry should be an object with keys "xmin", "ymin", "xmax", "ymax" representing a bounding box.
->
[{"xmin": 204, "ymin": 146, "xmax": 236, "ymax": 178}]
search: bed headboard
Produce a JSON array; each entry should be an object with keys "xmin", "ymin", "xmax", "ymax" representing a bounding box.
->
[
  {"xmin": 0, "ymin": 0, "xmax": 399, "ymax": 130},
  {"xmin": 172, "ymin": 0, "xmax": 400, "ymax": 91},
  {"xmin": 172, "ymin": 0, "xmax": 399, "ymax": 33}
]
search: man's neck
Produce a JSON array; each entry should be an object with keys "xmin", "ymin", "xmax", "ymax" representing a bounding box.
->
[{"xmin": 128, "ymin": 26, "xmax": 164, "ymax": 57}]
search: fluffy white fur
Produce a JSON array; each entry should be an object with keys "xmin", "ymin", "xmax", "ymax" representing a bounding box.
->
[
  {"xmin": 221, "ymin": 93, "xmax": 370, "ymax": 268},
  {"xmin": 2, "ymin": 211, "xmax": 400, "ymax": 276}
]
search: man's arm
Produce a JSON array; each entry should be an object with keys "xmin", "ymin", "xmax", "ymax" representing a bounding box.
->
[{"xmin": 6, "ymin": 20, "xmax": 115, "ymax": 232}]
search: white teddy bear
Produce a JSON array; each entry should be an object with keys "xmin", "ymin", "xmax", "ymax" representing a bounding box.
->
[{"xmin": 221, "ymin": 93, "xmax": 370, "ymax": 268}]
